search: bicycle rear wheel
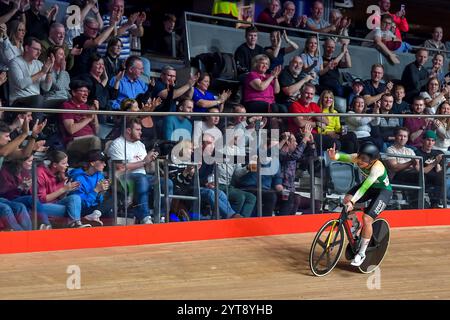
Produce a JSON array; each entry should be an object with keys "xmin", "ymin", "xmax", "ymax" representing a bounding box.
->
[
  {"xmin": 309, "ymin": 219, "xmax": 345, "ymax": 277},
  {"xmin": 359, "ymin": 218, "xmax": 390, "ymax": 274}
]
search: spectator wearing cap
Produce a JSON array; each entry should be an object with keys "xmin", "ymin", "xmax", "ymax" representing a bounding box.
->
[
  {"xmin": 68, "ymin": 150, "xmax": 113, "ymax": 225},
  {"xmin": 60, "ymin": 80, "xmax": 101, "ymax": 159},
  {"xmin": 415, "ymin": 130, "xmax": 444, "ymax": 208},
  {"xmin": 347, "ymin": 77, "xmax": 364, "ymax": 109}
]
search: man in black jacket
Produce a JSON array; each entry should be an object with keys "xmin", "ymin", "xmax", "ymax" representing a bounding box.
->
[{"xmin": 401, "ymin": 49, "xmax": 430, "ymax": 103}]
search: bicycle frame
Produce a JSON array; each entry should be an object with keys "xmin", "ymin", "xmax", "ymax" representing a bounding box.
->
[{"xmin": 337, "ymin": 208, "xmax": 359, "ymax": 250}]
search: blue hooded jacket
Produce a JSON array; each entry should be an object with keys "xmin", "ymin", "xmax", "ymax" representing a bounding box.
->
[{"xmin": 68, "ymin": 168, "xmax": 105, "ymax": 208}]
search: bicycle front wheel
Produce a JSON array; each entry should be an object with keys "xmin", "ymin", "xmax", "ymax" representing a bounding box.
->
[{"xmin": 309, "ymin": 219, "xmax": 345, "ymax": 277}]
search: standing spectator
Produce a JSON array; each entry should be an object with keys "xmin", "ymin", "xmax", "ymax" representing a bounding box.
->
[
  {"xmin": 71, "ymin": 15, "xmax": 118, "ymax": 77},
  {"xmin": 329, "ymin": 9, "xmax": 351, "ymax": 45},
  {"xmin": 300, "ymin": 36, "xmax": 322, "ymax": 88},
  {"xmin": 256, "ymin": 0, "xmax": 282, "ymax": 27},
  {"xmin": 432, "ymin": 102, "xmax": 450, "ymax": 153},
  {"xmin": 103, "ymin": 37, "xmax": 124, "ymax": 80},
  {"xmin": 109, "ymin": 55, "xmax": 147, "ymax": 110},
  {"xmin": 192, "ymin": 72, "xmax": 232, "ymax": 113},
  {"xmin": 277, "ymin": 56, "xmax": 315, "ymax": 109},
  {"xmin": 404, "ymin": 96, "xmax": 432, "ymax": 149},
  {"xmin": 363, "ymin": 14, "xmax": 400, "ymax": 64},
  {"xmin": 60, "ymin": 80, "xmax": 101, "ymax": 156},
  {"xmin": 23, "ymin": 0, "xmax": 58, "ymax": 41},
  {"xmin": 420, "ymin": 77, "xmax": 448, "ymax": 115},
  {"xmin": 401, "ymin": 49, "xmax": 430, "ymax": 103},
  {"xmin": 68, "ymin": 150, "xmax": 113, "ymax": 225},
  {"xmin": 37, "ymin": 150, "xmax": 91, "ymax": 228},
  {"xmin": 8, "ymin": 36, "xmax": 53, "ymax": 114},
  {"xmin": 163, "ymin": 98, "xmax": 193, "ymax": 142},
  {"xmin": 415, "ymin": 130, "xmax": 444, "ymax": 208},
  {"xmin": 243, "ymin": 54, "xmax": 282, "ymax": 113},
  {"xmin": 362, "ymin": 63, "xmax": 393, "ymax": 109},
  {"xmin": 264, "ymin": 30, "xmax": 299, "ymax": 72},
  {"xmin": 320, "ymin": 39, "xmax": 352, "ymax": 97},
  {"xmin": 0, "ymin": 20, "xmax": 25, "ymax": 66},
  {"xmin": 0, "ymin": 0, "xmax": 23, "ymax": 25},
  {"xmin": 306, "ymin": 0, "xmax": 334, "ymax": 33},
  {"xmin": 423, "ymin": 26, "xmax": 446, "ymax": 54},
  {"xmin": 379, "ymin": 0, "xmax": 409, "ymax": 45},
  {"xmin": 43, "ymin": 45, "xmax": 71, "ymax": 109},
  {"xmin": 151, "ymin": 13, "xmax": 184, "ymax": 59},
  {"xmin": 234, "ymin": 26, "xmax": 264, "ymax": 76},
  {"xmin": 97, "ymin": 0, "xmax": 146, "ymax": 62},
  {"xmin": 107, "ymin": 117, "xmax": 173, "ymax": 224}
]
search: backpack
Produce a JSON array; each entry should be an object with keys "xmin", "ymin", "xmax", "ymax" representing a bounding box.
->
[{"xmin": 192, "ymin": 52, "xmax": 237, "ymax": 81}]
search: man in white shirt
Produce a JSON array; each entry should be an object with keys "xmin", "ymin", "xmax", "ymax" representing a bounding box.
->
[
  {"xmin": 8, "ymin": 37, "xmax": 53, "ymax": 119},
  {"xmin": 108, "ymin": 117, "xmax": 173, "ymax": 224}
]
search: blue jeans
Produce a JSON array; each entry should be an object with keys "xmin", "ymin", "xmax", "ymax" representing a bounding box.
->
[
  {"xmin": 128, "ymin": 173, "xmax": 174, "ymax": 221},
  {"xmin": 13, "ymin": 196, "xmax": 50, "ymax": 225},
  {"xmin": 38, "ymin": 194, "xmax": 82, "ymax": 222},
  {"xmin": 0, "ymin": 198, "xmax": 32, "ymax": 231},
  {"xmin": 200, "ymin": 187, "xmax": 236, "ymax": 219}
]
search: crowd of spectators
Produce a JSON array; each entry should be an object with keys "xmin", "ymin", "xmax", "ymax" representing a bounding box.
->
[{"xmin": 1, "ymin": 0, "xmax": 450, "ymax": 232}]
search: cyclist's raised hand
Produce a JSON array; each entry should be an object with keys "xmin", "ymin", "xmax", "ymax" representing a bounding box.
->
[{"xmin": 327, "ymin": 143, "xmax": 337, "ymax": 160}]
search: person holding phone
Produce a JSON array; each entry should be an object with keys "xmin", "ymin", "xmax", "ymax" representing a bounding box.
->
[
  {"xmin": 68, "ymin": 150, "xmax": 113, "ymax": 226},
  {"xmin": 379, "ymin": 0, "xmax": 409, "ymax": 44}
]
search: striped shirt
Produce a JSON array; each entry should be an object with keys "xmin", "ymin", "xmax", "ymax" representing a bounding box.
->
[{"xmin": 97, "ymin": 15, "xmax": 135, "ymax": 61}]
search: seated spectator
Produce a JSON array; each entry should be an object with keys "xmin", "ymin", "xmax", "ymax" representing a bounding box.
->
[
  {"xmin": 37, "ymin": 150, "xmax": 91, "ymax": 228},
  {"xmin": 420, "ymin": 77, "xmax": 448, "ymax": 114},
  {"xmin": 65, "ymin": 0, "xmax": 104, "ymax": 50},
  {"xmin": 97, "ymin": 0, "xmax": 146, "ymax": 62},
  {"xmin": 320, "ymin": 39, "xmax": 351, "ymax": 97},
  {"xmin": 306, "ymin": 0, "xmax": 334, "ymax": 33},
  {"xmin": 404, "ymin": 96, "xmax": 433, "ymax": 149},
  {"xmin": 300, "ymin": 36, "xmax": 322, "ymax": 88},
  {"xmin": 277, "ymin": 56, "xmax": 315, "ymax": 109},
  {"xmin": 60, "ymin": 80, "xmax": 101, "ymax": 157},
  {"xmin": 362, "ymin": 63, "xmax": 393, "ymax": 109},
  {"xmin": 0, "ymin": 154, "xmax": 52, "ymax": 229},
  {"xmin": 415, "ymin": 130, "xmax": 444, "ymax": 208},
  {"xmin": 151, "ymin": 13, "xmax": 184, "ymax": 59},
  {"xmin": 39, "ymin": 23, "xmax": 82, "ymax": 72},
  {"xmin": 163, "ymin": 99, "xmax": 193, "ymax": 142},
  {"xmin": 103, "ymin": 37, "xmax": 124, "ymax": 80},
  {"xmin": 379, "ymin": 0, "xmax": 410, "ymax": 50},
  {"xmin": 192, "ymin": 72, "xmax": 232, "ymax": 113},
  {"xmin": 71, "ymin": 15, "xmax": 118, "ymax": 77},
  {"xmin": 0, "ymin": 20, "xmax": 25, "ymax": 67},
  {"xmin": 192, "ymin": 107, "xmax": 223, "ymax": 148},
  {"xmin": 107, "ymin": 117, "xmax": 173, "ymax": 224},
  {"xmin": 422, "ymin": 26, "xmax": 446, "ymax": 54},
  {"xmin": 288, "ymin": 83, "xmax": 335, "ymax": 151},
  {"xmin": 43, "ymin": 46, "xmax": 71, "ymax": 109},
  {"xmin": 431, "ymin": 102, "xmax": 450, "ymax": 153},
  {"xmin": 256, "ymin": 0, "xmax": 282, "ymax": 27},
  {"xmin": 428, "ymin": 53, "xmax": 446, "ymax": 85},
  {"xmin": 23, "ymin": 0, "xmax": 57, "ymax": 41},
  {"xmin": 279, "ymin": 1, "xmax": 306, "ymax": 30},
  {"xmin": 79, "ymin": 54, "xmax": 120, "ymax": 116},
  {"xmin": 243, "ymin": 54, "xmax": 282, "ymax": 113},
  {"xmin": 8, "ymin": 36, "xmax": 53, "ymax": 116},
  {"xmin": 135, "ymin": 95, "xmax": 161, "ymax": 148},
  {"xmin": 264, "ymin": 30, "xmax": 298, "ymax": 72},
  {"xmin": 347, "ymin": 77, "xmax": 364, "ymax": 108},
  {"xmin": 392, "ymin": 84, "xmax": 411, "ymax": 119},
  {"xmin": 0, "ymin": 0, "xmax": 24, "ymax": 24},
  {"xmin": 346, "ymin": 96, "xmax": 382, "ymax": 149},
  {"xmin": 363, "ymin": 14, "xmax": 400, "ymax": 64},
  {"xmin": 234, "ymin": 26, "xmax": 264, "ymax": 76},
  {"xmin": 318, "ymin": 90, "xmax": 358, "ymax": 153},
  {"xmin": 377, "ymin": 93, "xmax": 400, "ymax": 146},
  {"xmin": 385, "ymin": 127, "xmax": 420, "ymax": 208},
  {"xmin": 109, "ymin": 56, "xmax": 147, "ymax": 110},
  {"xmin": 328, "ymin": 9, "xmax": 351, "ymax": 45},
  {"xmin": 401, "ymin": 49, "xmax": 430, "ymax": 103},
  {"xmin": 68, "ymin": 150, "xmax": 113, "ymax": 225}
]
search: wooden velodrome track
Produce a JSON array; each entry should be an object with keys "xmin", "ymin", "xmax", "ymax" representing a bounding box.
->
[{"xmin": 1, "ymin": 225, "xmax": 449, "ymax": 299}]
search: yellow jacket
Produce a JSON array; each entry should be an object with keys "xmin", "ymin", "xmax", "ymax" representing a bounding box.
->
[
  {"xmin": 318, "ymin": 107, "xmax": 341, "ymax": 134},
  {"xmin": 212, "ymin": 0, "xmax": 239, "ymax": 18}
]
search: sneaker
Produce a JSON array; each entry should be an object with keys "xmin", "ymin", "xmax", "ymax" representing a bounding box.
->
[
  {"xmin": 350, "ymin": 252, "xmax": 366, "ymax": 267},
  {"xmin": 39, "ymin": 224, "xmax": 52, "ymax": 230},
  {"xmin": 140, "ymin": 216, "xmax": 153, "ymax": 224},
  {"xmin": 334, "ymin": 0, "xmax": 353, "ymax": 8},
  {"xmin": 67, "ymin": 220, "xmax": 92, "ymax": 228},
  {"xmin": 84, "ymin": 210, "xmax": 104, "ymax": 226}
]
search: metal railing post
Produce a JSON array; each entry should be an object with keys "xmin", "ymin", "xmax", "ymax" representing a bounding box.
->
[{"xmin": 31, "ymin": 161, "xmax": 38, "ymax": 230}]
